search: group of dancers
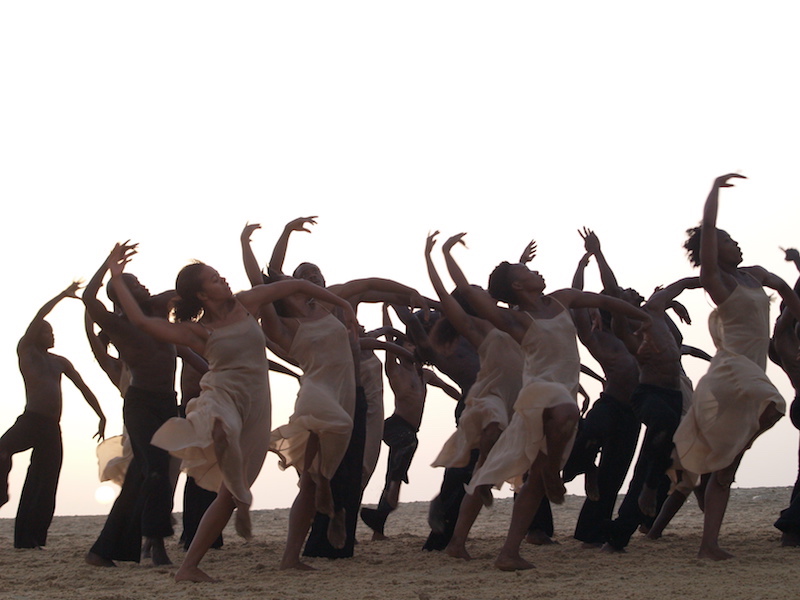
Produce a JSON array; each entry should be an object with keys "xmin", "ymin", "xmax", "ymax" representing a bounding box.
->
[{"xmin": 2, "ymin": 173, "xmax": 800, "ymax": 581}]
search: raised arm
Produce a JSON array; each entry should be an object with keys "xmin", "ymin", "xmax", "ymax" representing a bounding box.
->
[
  {"xmin": 60, "ymin": 356, "xmax": 106, "ymax": 441},
  {"xmin": 519, "ymin": 239, "xmax": 537, "ymax": 265},
  {"xmin": 572, "ymin": 252, "xmax": 592, "ymax": 291},
  {"xmin": 698, "ymin": 173, "xmax": 746, "ymax": 303},
  {"xmin": 328, "ymin": 277, "xmax": 430, "ymax": 314},
  {"xmin": 84, "ymin": 308, "xmax": 124, "ymax": 388},
  {"xmin": 645, "ymin": 277, "xmax": 701, "ymax": 312},
  {"xmin": 19, "ymin": 282, "xmax": 81, "ymax": 350},
  {"xmin": 267, "ymin": 216, "xmax": 318, "ymax": 279},
  {"xmin": 749, "ymin": 266, "xmax": 800, "ymax": 325},
  {"xmin": 579, "ymin": 227, "xmax": 621, "ymax": 296},
  {"xmin": 442, "ymin": 233, "xmax": 523, "ymax": 338},
  {"xmin": 241, "ymin": 222, "xmax": 267, "ymax": 287},
  {"xmin": 106, "ymin": 243, "xmax": 208, "ymax": 351},
  {"xmin": 425, "ymin": 231, "xmax": 485, "ymax": 348}
]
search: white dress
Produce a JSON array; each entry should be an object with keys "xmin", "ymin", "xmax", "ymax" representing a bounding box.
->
[
  {"xmin": 674, "ymin": 284, "xmax": 785, "ymax": 475},
  {"xmin": 151, "ymin": 315, "xmax": 271, "ymax": 538},
  {"xmin": 270, "ymin": 313, "xmax": 355, "ymax": 480},
  {"xmin": 466, "ymin": 306, "xmax": 579, "ymax": 493},
  {"xmin": 432, "ymin": 329, "xmax": 523, "ymax": 469}
]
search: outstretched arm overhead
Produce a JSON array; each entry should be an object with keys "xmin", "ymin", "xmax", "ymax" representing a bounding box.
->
[
  {"xmin": 328, "ymin": 278, "xmax": 430, "ymax": 313},
  {"xmin": 645, "ymin": 277, "xmax": 702, "ymax": 312},
  {"xmin": 441, "ymin": 232, "xmax": 524, "ymax": 338},
  {"xmin": 697, "ymin": 173, "xmax": 747, "ymax": 303},
  {"xmin": 572, "ymin": 252, "xmax": 592, "ymax": 291},
  {"xmin": 519, "ymin": 239, "xmax": 537, "ymax": 265},
  {"xmin": 579, "ymin": 227, "xmax": 621, "ymax": 296},
  {"xmin": 241, "ymin": 222, "xmax": 267, "ymax": 287},
  {"xmin": 268, "ymin": 216, "xmax": 318, "ymax": 279},
  {"xmin": 425, "ymin": 231, "xmax": 486, "ymax": 349},
  {"xmin": 19, "ymin": 281, "xmax": 81, "ymax": 350}
]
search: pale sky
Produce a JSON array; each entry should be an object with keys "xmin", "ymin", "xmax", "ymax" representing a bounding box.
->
[{"xmin": 2, "ymin": 2, "xmax": 800, "ymax": 519}]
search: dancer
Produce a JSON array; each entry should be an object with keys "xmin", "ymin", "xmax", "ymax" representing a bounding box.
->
[
  {"xmin": 84, "ymin": 251, "xmax": 182, "ymax": 567},
  {"xmin": 446, "ymin": 233, "xmax": 653, "ymax": 570},
  {"xmin": 361, "ymin": 304, "xmax": 460, "ymax": 540},
  {"xmin": 673, "ymin": 174, "xmax": 800, "ymax": 560},
  {"xmin": 104, "ymin": 242, "xmax": 357, "ymax": 581},
  {"xmin": 422, "ymin": 232, "xmax": 524, "ymax": 559},
  {"xmin": 560, "ymin": 235, "xmax": 641, "ymax": 549},
  {"xmin": 0, "ymin": 282, "xmax": 105, "ymax": 549}
]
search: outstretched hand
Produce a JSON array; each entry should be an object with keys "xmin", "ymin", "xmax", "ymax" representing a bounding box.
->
[
  {"xmin": 241, "ymin": 222, "xmax": 261, "ymax": 242},
  {"xmin": 62, "ymin": 280, "xmax": 84, "ymax": 299},
  {"xmin": 713, "ymin": 173, "xmax": 746, "ymax": 188},
  {"xmin": 94, "ymin": 417, "xmax": 107, "ymax": 442},
  {"xmin": 781, "ymin": 247, "xmax": 800, "ymax": 263},
  {"xmin": 579, "ymin": 227, "xmax": 600, "ymax": 255},
  {"xmin": 425, "ymin": 231, "xmax": 439, "ymax": 255},
  {"xmin": 519, "ymin": 239, "xmax": 537, "ymax": 265},
  {"xmin": 442, "ymin": 232, "xmax": 467, "ymax": 253},
  {"xmin": 107, "ymin": 241, "xmax": 138, "ymax": 277},
  {"xmin": 285, "ymin": 216, "xmax": 318, "ymax": 233}
]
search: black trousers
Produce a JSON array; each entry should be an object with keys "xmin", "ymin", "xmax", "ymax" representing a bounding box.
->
[
  {"xmin": 0, "ymin": 411, "xmax": 62, "ymax": 548},
  {"xmin": 604, "ymin": 384, "xmax": 682, "ymax": 550},
  {"xmin": 775, "ymin": 396, "xmax": 800, "ymax": 536},
  {"xmin": 304, "ymin": 386, "xmax": 367, "ymax": 558},
  {"xmin": 90, "ymin": 386, "xmax": 177, "ymax": 562},
  {"xmin": 562, "ymin": 394, "xmax": 640, "ymax": 544}
]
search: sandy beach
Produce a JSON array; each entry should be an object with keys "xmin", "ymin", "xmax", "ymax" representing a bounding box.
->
[{"xmin": 1, "ymin": 487, "xmax": 798, "ymax": 600}]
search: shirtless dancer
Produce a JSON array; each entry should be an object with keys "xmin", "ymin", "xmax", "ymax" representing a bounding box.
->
[
  {"xmin": 361, "ymin": 305, "xmax": 460, "ymax": 539},
  {"xmin": 602, "ymin": 274, "xmax": 701, "ymax": 552},
  {"xmin": 771, "ymin": 247, "xmax": 800, "ymax": 546},
  {"xmin": 561, "ymin": 232, "xmax": 641, "ymax": 548},
  {"xmin": 84, "ymin": 251, "xmax": 180, "ymax": 567},
  {"xmin": 0, "ymin": 282, "xmax": 106, "ymax": 549}
]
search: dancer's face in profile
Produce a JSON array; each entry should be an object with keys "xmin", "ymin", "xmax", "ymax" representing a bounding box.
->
[
  {"xmin": 620, "ymin": 287, "xmax": 644, "ymax": 307},
  {"xmin": 510, "ymin": 264, "xmax": 546, "ymax": 294},
  {"xmin": 716, "ymin": 230, "xmax": 743, "ymax": 266},
  {"xmin": 198, "ymin": 266, "xmax": 232, "ymax": 302},
  {"xmin": 293, "ymin": 263, "xmax": 326, "ymax": 288}
]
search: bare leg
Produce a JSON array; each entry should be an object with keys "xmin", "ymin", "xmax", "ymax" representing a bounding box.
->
[
  {"xmin": 175, "ymin": 485, "xmax": 236, "ymax": 582},
  {"xmin": 494, "ymin": 457, "xmax": 546, "ymax": 571},
  {"xmin": 280, "ymin": 434, "xmax": 321, "ymax": 570},
  {"xmin": 646, "ymin": 490, "xmax": 688, "ymax": 540},
  {"xmin": 445, "ymin": 490, "xmax": 485, "ymax": 560},
  {"xmin": 542, "ymin": 404, "xmax": 579, "ymax": 505}
]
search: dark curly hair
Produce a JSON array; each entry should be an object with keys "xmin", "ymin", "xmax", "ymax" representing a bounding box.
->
[
  {"xmin": 684, "ymin": 226, "xmax": 702, "ymax": 267},
  {"xmin": 172, "ymin": 261, "xmax": 208, "ymax": 322},
  {"xmin": 487, "ymin": 261, "xmax": 517, "ymax": 305}
]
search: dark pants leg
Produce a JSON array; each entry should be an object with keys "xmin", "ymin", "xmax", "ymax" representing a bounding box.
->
[
  {"xmin": 304, "ymin": 386, "xmax": 367, "ymax": 558},
  {"xmin": 0, "ymin": 413, "xmax": 63, "ymax": 548},
  {"xmin": 569, "ymin": 397, "xmax": 640, "ymax": 544},
  {"xmin": 604, "ymin": 385, "xmax": 681, "ymax": 550},
  {"xmin": 181, "ymin": 477, "xmax": 221, "ymax": 550},
  {"xmin": 90, "ymin": 388, "xmax": 176, "ymax": 561},
  {"xmin": 422, "ymin": 451, "xmax": 479, "ymax": 551},
  {"xmin": 775, "ymin": 396, "xmax": 800, "ymax": 536}
]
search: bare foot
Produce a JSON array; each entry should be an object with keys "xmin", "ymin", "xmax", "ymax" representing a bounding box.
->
[
  {"xmin": 175, "ymin": 565, "xmax": 218, "ymax": 582},
  {"xmin": 371, "ymin": 531, "xmax": 388, "ymax": 541},
  {"xmin": 494, "ymin": 552, "xmax": 535, "ymax": 571},
  {"xmin": 600, "ymin": 543, "xmax": 625, "ymax": 554},
  {"xmin": 638, "ymin": 523, "xmax": 651, "ymax": 535},
  {"xmin": 444, "ymin": 543, "xmax": 472, "ymax": 560},
  {"xmin": 85, "ymin": 551, "xmax": 116, "ymax": 567},
  {"xmin": 542, "ymin": 469, "xmax": 566, "ymax": 505},
  {"xmin": 697, "ymin": 544, "xmax": 734, "ymax": 561},
  {"xmin": 781, "ymin": 531, "xmax": 800, "ymax": 547},
  {"xmin": 584, "ymin": 467, "xmax": 600, "ymax": 502},
  {"xmin": 327, "ymin": 508, "xmax": 347, "ymax": 549},
  {"xmin": 279, "ymin": 559, "xmax": 316, "ymax": 571},
  {"xmin": 638, "ymin": 485, "xmax": 657, "ymax": 517},
  {"xmin": 148, "ymin": 537, "xmax": 172, "ymax": 566},
  {"xmin": 525, "ymin": 529, "xmax": 557, "ymax": 546}
]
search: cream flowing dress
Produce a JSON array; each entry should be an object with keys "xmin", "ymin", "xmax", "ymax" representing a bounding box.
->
[
  {"xmin": 151, "ymin": 315, "xmax": 271, "ymax": 539},
  {"xmin": 270, "ymin": 313, "xmax": 355, "ymax": 480},
  {"xmin": 674, "ymin": 284, "xmax": 785, "ymax": 475},
  {"xmin": 466, "ymin": 305, "xmax": 579, "ymax": 493},
  {"xmin": 432, "ymin": 329, "xmax": 523, "ymax": 469}
]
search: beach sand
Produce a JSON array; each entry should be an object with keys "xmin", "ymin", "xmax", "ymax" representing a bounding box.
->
[{"xmin": 1, "ymin": 487, "xmax": 798, "ymax": 600}]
